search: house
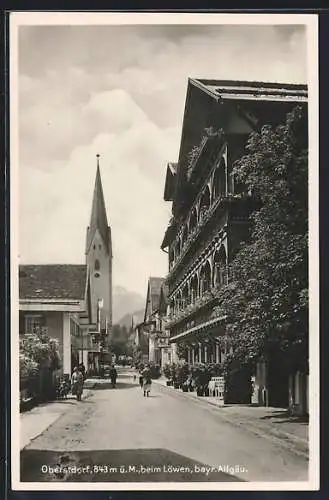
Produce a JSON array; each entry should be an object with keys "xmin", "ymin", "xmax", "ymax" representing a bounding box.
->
[
  {"xmin": 161, "ymin": 78, "xmax": 308, "ymax": 406},
  {"xmin": 19, "ymin": 157, "xmax": 113, "ymax": 376},
  {"xmin": 157, "ymin": 282, "xmax": 173, "ymax": 367},
  {"xmin": 139, "ymin": 277, "xmax": 171, "ymax": 367},
  {"xmin": 19, "ymin": 264, "xmax": 87, "ymax": 376},
  {"xmin": 133, "ymin": 322, "xmax": 149, "ymax": 365}
]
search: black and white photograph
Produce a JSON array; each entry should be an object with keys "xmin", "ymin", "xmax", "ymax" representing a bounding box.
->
[{"xmin": 10, "ymin": 12, "xmax": 319, "ymax": 491}]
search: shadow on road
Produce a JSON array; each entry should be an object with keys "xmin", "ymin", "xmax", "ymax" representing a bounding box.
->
[
  {"xmin": 37, "ymin": 400, "xmax": 77, "ymax": 407},
  {"xmin": 92, "ymin": 381, "xmax": 137, "ymax": 390},
  {"xmin": 20, "ymin": 448, "xmax": 245, "ymax": 482},
  {"xmin": 260, "ymin": 410, "xmax": 309, "ymax": 425}
]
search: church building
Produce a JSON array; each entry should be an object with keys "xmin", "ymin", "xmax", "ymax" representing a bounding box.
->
[
  {"xmin": 19, "ymin": 156, "xmax": 113, "ymax": 377},
  {"xmin": 83, "ymin": 155, "xmax": 113, "ymax": 372}
]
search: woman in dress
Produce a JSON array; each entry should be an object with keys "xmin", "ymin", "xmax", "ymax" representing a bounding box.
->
[
  {"xmin": 142, "ymin": 366, "xmax": 152, "ymax": 397},
  {"xmin": 71, "ymin": 366, "xmax": 84, "ymax": 401}
]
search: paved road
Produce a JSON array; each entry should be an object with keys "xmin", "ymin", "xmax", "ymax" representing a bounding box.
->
[{"xmin": 21, "ymin": 369, "xmax": 308, "ymax": 483}]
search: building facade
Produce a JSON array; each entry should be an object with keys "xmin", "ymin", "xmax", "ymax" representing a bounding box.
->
[
  {"xmin": 19, "ymin": 264, "xmax": 87, "ymax": 376},
  {"xmin": 161, "ymin": 79, "xmax": 308, "ymax": 405},
  {"xmin": 137, "ymin": 277, "xmax": 171, "ymax": 368}
]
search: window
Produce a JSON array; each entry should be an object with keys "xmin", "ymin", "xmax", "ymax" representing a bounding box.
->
[
  {"xmin": 25, "ymin": 315, "xmax": 43, "ymax": 334},
  {"xmin": 94, "ymin": 259, "xmax": 100, "ymax": 271},
  {"xmin": 70, "ymin": 319, "xmax": 80, "ymax": 337},
  {"xmin": 99, "ymin": 244, "xmax": 102, "ymax": 250}
]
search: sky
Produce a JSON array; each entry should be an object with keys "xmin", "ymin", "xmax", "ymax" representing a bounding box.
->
[{"xmin": 17, "ymin": 21, "xmax": 307, "ymax": 296}]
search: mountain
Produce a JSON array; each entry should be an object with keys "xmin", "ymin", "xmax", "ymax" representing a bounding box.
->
[
  {"xmin": 112, "ymin": 285, "xmax": 145, "ymax": 324},
  {"xmin": 117, "ymin": 309, "xmax": 144, "ymax": 329}
]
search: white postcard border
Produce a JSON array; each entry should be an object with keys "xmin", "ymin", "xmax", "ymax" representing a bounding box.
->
[{"xmin": 9, "ymin": 11, "xmax": 319, "ymax": 492}]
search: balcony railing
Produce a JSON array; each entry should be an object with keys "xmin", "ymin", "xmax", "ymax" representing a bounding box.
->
[
  {"xmin": 166, "ymin": 286, "xmax": 224, "ymax": 329},
  {"xmin": 186, "ymin": 136, "xmax": 209, "ymax": 181},
  {"xmin": 168, "ymin": 194, "xmax": 242, "ymax": 280}
]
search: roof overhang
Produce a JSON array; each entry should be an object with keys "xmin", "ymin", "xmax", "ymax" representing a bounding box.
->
[
  {"xmin": 161, "ymin": 223, "xmax": 176, "ymax": 250},
  {"xmin": 19, "ymin": 298, "xmax": 86, "ymax": 312},
  {"xmin": 163, "ymin": 163, "xmax": 177, "ymax": 201},
  {"xmin": 169, "ymin": 315, "xmax": 227, "ymax": 343},
  {"xmin": 191, "ymin": 78, "xmax": 308, "ymax": 101}
]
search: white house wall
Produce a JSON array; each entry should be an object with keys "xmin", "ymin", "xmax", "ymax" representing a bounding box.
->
[{"xmin": 63, "ymin": 312, "xmax": 71, "ymax": 375}]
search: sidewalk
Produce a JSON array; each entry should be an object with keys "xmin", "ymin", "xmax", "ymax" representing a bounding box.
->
[
  {"xmin": 20, "ymin": 380, "xmax": 95, "ymax": 451},
  {"xmin": 153, "ymin": 377, "xmax": 309, "ymax": 459}
]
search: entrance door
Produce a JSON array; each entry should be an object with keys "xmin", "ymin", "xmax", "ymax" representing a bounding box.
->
[{"xmin": 267, "ymin": 350, "xmax": 289, "ymax": 408}]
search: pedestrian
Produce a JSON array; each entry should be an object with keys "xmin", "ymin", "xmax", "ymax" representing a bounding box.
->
[
  {"xmin": 71, "ymin": 366, "xmax": 84, "ymax": 401},
  {"xmin": 142, "ymin": 366, "xmax": 152, "ymax": 397},
  {"xmin": 79, "ymin": 363, "xmax": 86, "ymax": 380},
  {"xmin": 139, "ymin": 374, "xmax": 144, "ymax": 389},
  {"xmin": 109, "ymin": 365, "xmax": 117, "ymax": 388}
]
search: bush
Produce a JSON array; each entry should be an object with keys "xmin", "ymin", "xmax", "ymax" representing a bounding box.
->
[
  {"xmin": 149, "ymin": 362, "xmax": 161, "ymax": 379},
  {"xmin": 163, "ymin": 363, "xmax": 172, "ymax": 379},
  {"xmin": 191, "ymin": 364, "xmax": 212, "ymax": 389},
  {"xmin": 163, "ymin": 362, "xmax": 179, "ymax": 380},
  {"xmin": 19, "ymin": 352, "xmax": 38, "ymax": 380},
  {"xmin": 176, "ymin": 362, "xmax": 190, "ymax": 386},
  {"xmin": 19, "ymin": 328, "xmax": 62, "ymax": 401},
  {"xmin": 20, "ymin": 329, "xmax": 61, "ymax": 371}
]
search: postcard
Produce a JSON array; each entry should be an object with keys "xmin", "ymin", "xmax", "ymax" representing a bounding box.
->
[{"xmin": 10, "ymin": 11, "xmax": 319, "ymax": 491}]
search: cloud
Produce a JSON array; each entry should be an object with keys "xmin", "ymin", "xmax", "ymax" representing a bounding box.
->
[
  {"xmin": 18, "ymin": 23, "xmax": 307, "ymax": 295},
  {"xmin": 19, "ymin": 87, "xmax": 175, "ymax": 294}
]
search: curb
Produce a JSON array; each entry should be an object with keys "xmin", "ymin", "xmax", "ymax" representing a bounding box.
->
[{"xmin": 154, "ymin": 380, "xmax": 308, "ymax": 460}]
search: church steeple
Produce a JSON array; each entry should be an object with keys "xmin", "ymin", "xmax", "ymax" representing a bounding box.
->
[
  {"xmin": 86, "ymin": 155, "xmax": 111, "ymax": 253},
  {"xmin": 85, "ymin": 154, "xmax": 113, "ymax": 347}
]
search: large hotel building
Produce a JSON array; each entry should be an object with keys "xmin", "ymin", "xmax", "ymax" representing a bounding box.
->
[{"xmin": 161, "ymin": 78, "xmax": 308, "ymax": 406}]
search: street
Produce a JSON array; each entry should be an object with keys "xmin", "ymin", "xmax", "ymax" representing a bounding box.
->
[{"xmin": 20, "ymin": 368, "xmax": 308, "ymax": 483}]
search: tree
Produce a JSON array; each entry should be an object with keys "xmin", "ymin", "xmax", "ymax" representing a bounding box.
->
[
  {"xmin": 110, "ymin": 324, "xmax": 130, "ymax": 357},
  {"xmin": 215, "ymin": 106, "xmax": 308, "ymax": 373}
]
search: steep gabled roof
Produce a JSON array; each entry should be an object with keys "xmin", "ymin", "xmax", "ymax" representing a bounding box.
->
[
  {"xmin": 149, "ymin": 277, "xmax": 164, "ymax": 308},
  {"xmin": 190, "ymin": 79, "xmax": 308, "ymax": 102},
  {"xmin": 143, "ymin": 277, "xmax": 165, "ymax": 322},
  {"xmin": 86, "ymin": 161, "xmax": 110, "ymax": 253},
  {"xmin": 161, "ymin": 218, "xmax": 176, "ymax": 250},
  {"xmin": 172, "ymin": 77, "xmax": 308, "ymax": 216},
  {"xmin": 164, "ymin": 162, "xmax": 178, "ymax": 201},
  {"xmin": 159, "ymin": 282, "xmax": 169, "ymax": 314},
  {"xmin": 19, "ymin": 264, "xmax": 87, "ymax": 300}
]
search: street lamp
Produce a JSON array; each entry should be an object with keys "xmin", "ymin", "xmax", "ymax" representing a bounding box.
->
[{"xmin": 97, "ymin": 297, "xmax": 104, "ymax": 333}]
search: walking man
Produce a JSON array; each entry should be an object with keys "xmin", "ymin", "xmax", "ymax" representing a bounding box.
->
[{"xmin": 109, "ymin": 365, "xmax": 118, "ymax": 389}]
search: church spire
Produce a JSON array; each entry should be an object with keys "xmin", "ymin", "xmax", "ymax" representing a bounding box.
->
[{"xmin": 86, "ymin": 155, "xmax": 110, "ymax": 253}]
